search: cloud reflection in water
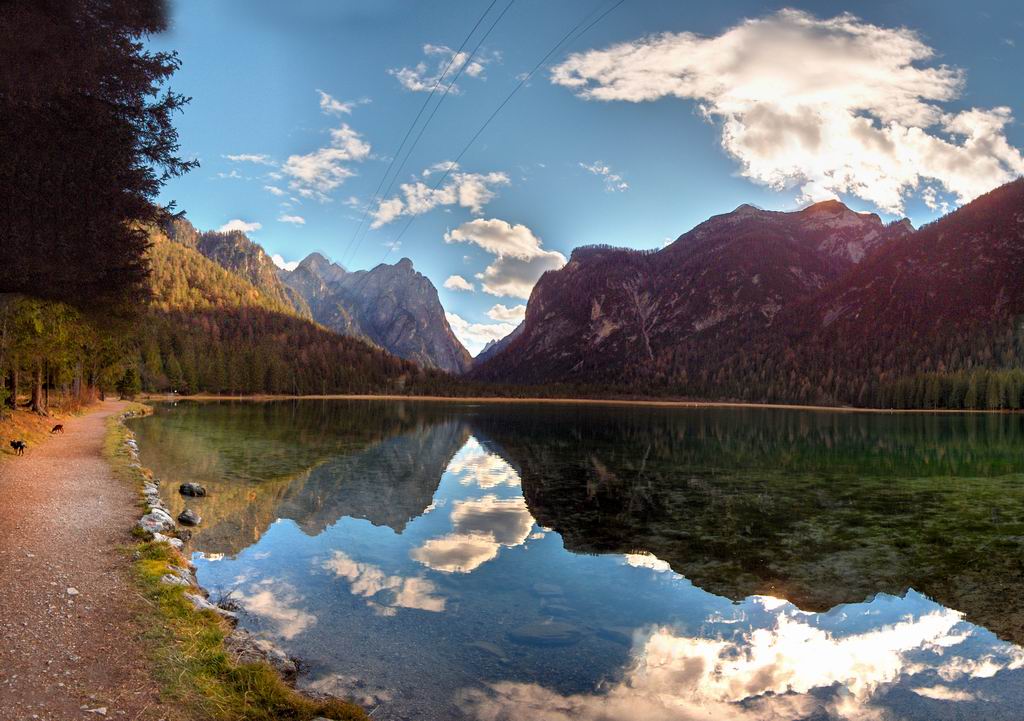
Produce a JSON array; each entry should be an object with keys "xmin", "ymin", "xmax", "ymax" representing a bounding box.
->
[
  {"xmin": 322, "ymin": 550, "xmax": 446, "ymax": 615},
  {"xmin": 412, "ymin": 438, "xmax": 537, "ymax": 574},
  {"xmin": 459, "ymin": 594, "xmax": 1024, "ymax": 721}
]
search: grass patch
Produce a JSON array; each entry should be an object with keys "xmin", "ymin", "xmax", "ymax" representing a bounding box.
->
[{"xmin": 105, "ymin": 406, "xmax": 367, "ymax": 721}]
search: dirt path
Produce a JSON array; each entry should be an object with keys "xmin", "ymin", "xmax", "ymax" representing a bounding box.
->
[{"xmin": 0, "ymin": 402, "xmax": 168, "ymax": 721}]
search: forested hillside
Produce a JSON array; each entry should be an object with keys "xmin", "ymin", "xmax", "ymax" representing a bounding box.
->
[{"xmin": 137, "ymin": 229, "xmax": 441, "ymax": 395}]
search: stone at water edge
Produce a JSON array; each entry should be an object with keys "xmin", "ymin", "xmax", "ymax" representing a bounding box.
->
[
  {"xmin": 178, "ymin": 508, "xmax": 201, "ymax": 526},
  {"xmin": 159, "ymin": 573, "xmax": 190, "ymax": 587},
  {"xmin": 152, "ymin": 532, "xmax": 184, "ymax": 550},
  {"xmin": 179, "ymin": 482, "xmax": 207, "ymax": 497},
  {"xmin": 137, "ymin": 512, "xmax": 175, "ymax": 534},
  {"xmin": 184, "ymin": 592, "xmax": 239, "ymax": 620}
]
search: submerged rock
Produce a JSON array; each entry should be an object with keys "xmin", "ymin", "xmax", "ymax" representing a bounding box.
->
[
  {"xmin": 225, "ymin": 629, "xmax": 297, "ymax": 680},
  {"xmin": 152, "ymin": 532, "xmax": 184, "ymax": 550},
  {"xmin": 507, "ymin": 620, "xmax": 583, "ymax": 647},
  {"xmin": 184, "ymin": 592, "xmax": 238, "ymax": 620},
  {"xmin": 179, "ymin": 482, "xmax": 207, "ymax": 497},
  {"xmin": 178, "ymin": 508, "xmax": 201, "ymax": 526}
]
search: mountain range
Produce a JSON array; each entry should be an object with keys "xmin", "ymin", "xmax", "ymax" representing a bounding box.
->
[
  {"xmin": 473, "ymin": 179, "xmax": 1024, "ymax": 407},
  {"xmin": 165, "ymin": 218, "xmax": 471, "ymax": 374},
  {"xmin": 279, "ymin": 253, "xmax": 472, "ymax": 374}
]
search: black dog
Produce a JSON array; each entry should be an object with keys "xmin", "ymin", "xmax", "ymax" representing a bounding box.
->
[
  {"xmin": 51, "ymin": 424, "xmax": 64, "ymax": 434},
  {"xmin": 10, "ymin": 440, "xmax": 26, "ymax": 455}
]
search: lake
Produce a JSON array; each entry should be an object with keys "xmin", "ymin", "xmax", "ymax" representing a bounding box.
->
[{"xmin": 128, "ymin": 399, "xmax": 1024, "ymax": 721}]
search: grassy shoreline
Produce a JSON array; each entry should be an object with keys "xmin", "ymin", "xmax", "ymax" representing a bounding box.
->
[
  {"xmin": 142, "ymin": 392, "xmax": 1024, "ymax": 415},
  {"xmin": 105, "ymin": 403, "xmax": 366, "ymax": 721}
]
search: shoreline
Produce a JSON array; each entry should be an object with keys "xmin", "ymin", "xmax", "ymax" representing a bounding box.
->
[
  {"xmin": 109, "ymin": 404, "xmax": 367, "ymax": 721},
  {"xmin": 141, "ymin": 392, "xmax": 1022, "ymax": 415}
]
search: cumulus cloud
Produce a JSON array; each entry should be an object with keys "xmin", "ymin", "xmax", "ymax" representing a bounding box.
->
[
  {"xmin": 316, "ymin": 90, "xmax": 370, "ymax": 116},
  {"xmin": 388, "ymin": 43, "xmax": 497, "ymax": 94},
  {"xmin": 485, "ymin": 303, "xmax": 526, "ymax": 323},
  {"xmin": 271, "ymin": 254, "xmax": 300, "ymax": 271},
  {"xmin": 444, "ymin": 274, "xmax": 475, "ymax": 292},
  {"xmin": 264, "ymin": 185, "xmax": 286, "ymax": 196},
  {"xmin": 283, "ymin": 123, "xmax": 372, "ymax": 201},
  {"xmin": 370, "ymin": 170, "xmax": 509, "ymax": 228},
  {"xmin": 444, "ymin": 219, "xmax": 566, "ymax": 299},
  {"xmin": 218, "ymin": 219, "xmax": 262, "ymax": 233},
  {"xmin": 580, "ymin": 161, "xmax": 629, "ymax": 192},
  {"xmin": 551, "ymin": 9, "xmax": 1024, "ymax": 214},
  {"xmin": 445, "ymin": 311, "xmax": 517, "ymax": 355},
  {"xmin": 277, "ymin": 214, "xmax": 306, "ymax": 225},
  {"xmin": 225, "ymin": 153, "xmax": 275, "ymax": 165}
]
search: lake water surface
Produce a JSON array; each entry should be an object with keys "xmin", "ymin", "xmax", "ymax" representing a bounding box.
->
[{"xmin": 129, "ymin": 400, "xmax": 1024, "ymax": 720}]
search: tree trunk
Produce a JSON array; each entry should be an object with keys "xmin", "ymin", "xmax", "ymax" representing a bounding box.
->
[
  {"xmin": 30, "ymin": 362, "xmax": 46, "ymax": 415},
  {"xmin": 5, "ymin": 359, "xmax": 16, "ymax": 409}
]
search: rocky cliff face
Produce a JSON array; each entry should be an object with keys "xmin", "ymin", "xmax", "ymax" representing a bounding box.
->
[
  {"xmin": 472, "ymin": 198, "xmax": 912, "ymax": 388},
  {"xmin": 281, "ymin": 254, "xmax": 473, "ymax": 375},
  {"xmin": 476, "ymin": 181, "xmax": 1024, "ymax": 405}
]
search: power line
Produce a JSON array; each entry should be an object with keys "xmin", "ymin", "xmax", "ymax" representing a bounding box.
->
[
  {"xmin": 374, "ymin": 0, "xmax": 517, "ymax": 227},
  {"xmin": 339, "ymin": 0, "xmax": 502, "ymax": 266},
  {"xmin": 379, "ymin": 0, "xmax": 628, "ymax": 262}
]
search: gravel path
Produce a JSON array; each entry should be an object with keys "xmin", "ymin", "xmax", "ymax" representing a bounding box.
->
[{"xmin": 0, "ymin": 402, "xmax": 168, "ymax": 721}]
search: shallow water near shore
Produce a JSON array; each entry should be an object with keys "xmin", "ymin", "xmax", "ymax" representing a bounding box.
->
[{"xmin": 129, "ymin": 399, "xmax": 1024, "ymax": 721}]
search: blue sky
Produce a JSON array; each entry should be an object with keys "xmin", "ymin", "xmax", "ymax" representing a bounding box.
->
[{"xmin": 150, "ymin": 0, "xmax": 1024, "ymax": 353}]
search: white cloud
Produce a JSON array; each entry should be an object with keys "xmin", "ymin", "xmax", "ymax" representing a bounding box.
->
[
  {"xmin": 277, "ymin": 214, "xmax": 306, "ymax": 225},
  {"xmin": 444, "ymin": 274, "xmax": 475, "ymax": 292},
  {"xmin": 580, "ymin": 161, "xmax": 629, "ymax": 192},
  {"xmin": 444, "ymin": 218, "xmax": 566, "ymax": 299},
  {"xmin": 423, "ymin": 160, "xmax": 460, "ymax": 177},
  {"xmin": 388, "ymin": 44, "xmax": 496, "ymax": 94},
  {"xmin": 316, "ymin": 90, "xmax": 369, "ymax": 116},
  {"xmin": 445, "ymin": 312, "xmax": 517, "ymax": 355},
  {"xmin": 271, "ymin": 254, "xmax": 300, "ymax": 271},
  {"xmin": 370, "ymin": 170, "xmax": 509, "ymax": 228},
  {"xmin": 551, "ymin": 9, "xmax": 1024, "ymax": 214},
  {"xmin": 218, "ymin": 219, "xmax": 262, "ymax": 233},
  {"xmin": 283, "ymin": 123, "xmax": 372, "ymax": 201},
  {"xmin": 264, "ymin": 185, "xmax": 286, "ymax": 196},
  {"xmin": 225, "ymin": 153, "xmax": 275, "ymax": 165},
  {"xmin": 486, "ymin": 303, "xmax": 526, "ymax": 323}
]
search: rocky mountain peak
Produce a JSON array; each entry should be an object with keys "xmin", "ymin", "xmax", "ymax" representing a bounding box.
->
[{"xmin": 281, "ymin": 252, "xmax": 472, "ymax": 374}]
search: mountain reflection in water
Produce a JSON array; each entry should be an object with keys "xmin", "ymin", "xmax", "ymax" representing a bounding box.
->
[{"xmin": 129, "ymin": 400, "xmax": 1024, "ymax": 721}]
